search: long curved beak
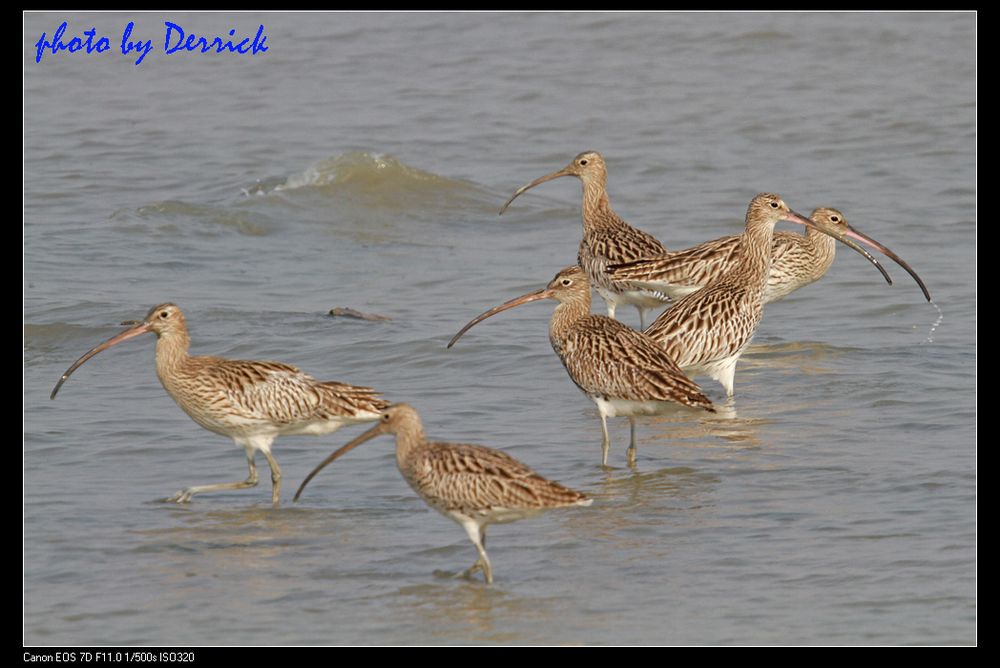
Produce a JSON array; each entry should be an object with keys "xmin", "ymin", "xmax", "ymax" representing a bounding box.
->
[
  {"xmin": 834, "ymin": 224, "xmax": 931, "ymax": 302},
  {"xmin": 499, "ymin": 167, "xmax": 573, "ymax": 215},
  {"xmin": 447, "ymin": 287, "xmax": 555, "ymax": 348},
  {"xmin": 50, "ymin": 321, "xmax": 152, "ymax": 400},
  {"xmin": 781, "ymin": 210, "xmax": 897, "ymax": 289},
  {"xmin": 293, "ymin": 422, "xmax": 386, "ymax": 502}
]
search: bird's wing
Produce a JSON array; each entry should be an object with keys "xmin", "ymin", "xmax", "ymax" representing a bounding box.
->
[
  {"xmin": 586, "ymin": 222, "xmax": 668, "ymax": 266},
  {"xmin": 607, "ymin": 235, "xmax": 741, "ymax": 290},
  {"xmin": 406, "ymin": 442, "xmax": 589, "ymax": 513},
  {"xmin": 199, "ymin": 358, "xmax": 385, "ymax": 425},
  {"xmin": 560, "ymin": 317, "xmax": 713, "ymax": 410},
  {"xmin": 643, "ymin": 284, "xmax": 760, "ymax": 369},
  {"xmin": 768, "ymin": 231, "xmax": 810, "ymax": 267}
]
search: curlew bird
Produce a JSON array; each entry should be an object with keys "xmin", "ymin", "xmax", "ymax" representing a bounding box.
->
[
  {"xmin": 50, "ymin": 303, "xmax": 388, "ymax": 506},
  {"xmin": 448, "ymin": 266, "xmax": 714, "ymax": 466},
  {"xmin": 499, "ymin": 151, "xmax": 671, "ymax": 328},
  {"xmin": 607, "ymin": 207, "xmax": 931, "ymax": 303},
  {"xmin": 293, "ymin": 403, "xmax": 592, "ymax": 584},
  {"xmin": 643, "ymin": 194, "xmax": 875, "ymax": 398}
]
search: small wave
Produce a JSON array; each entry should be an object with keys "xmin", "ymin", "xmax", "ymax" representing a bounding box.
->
[
  {"xmin": 277, "ymin": 152, "xmax": 460, "ymax": 191},
  {"xmin": 241, "ymin": 176, "xmax": 289, "ymax": 197},
  {"xmin": 25, "ymin": 321, "xmax": 113, "ymax": 364},
  {"xmin": 111, "ymin": 201, "xmax": 273, "ymax": 237},
  {"xmin": 26, "ymin": 322, "xmax": 82, "ymax": 349},
  {"xmin": 270, "ymin": 151, "xmax": 486, "ymax": 209}
]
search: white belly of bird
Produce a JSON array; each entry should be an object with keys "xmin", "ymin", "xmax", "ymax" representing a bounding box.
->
[
  {"xmin": 600, "ymin": 284, "xmax": 669, "ymax": 308},
  {"xmin": 174, "ymin": 398, "xmax": 381, "ymax": 440},
  {"xmin": 591, "ymin": 396, "xmax": 680, "ymax": 418},
  {"xmin": 625, "ymin": 279, "xmax": 700, "ymax": 301},
  {"xmin": 279, "ymin": 410, "xmax": 383, "ymax": 436},
  {"xmin": 682, "ymin": 353, "xmax": 742, "ymax": 397},
  {"xmin": 448, "ymin": 507, "xmax": 542, "ymax": 525}
]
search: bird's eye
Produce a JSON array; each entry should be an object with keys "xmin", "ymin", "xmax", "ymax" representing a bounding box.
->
[
  {"xmin": 830, "ymin": 216, "xmax": 841, "ymax": 223},
  {"xmin": 579, "ymin": 159, "xmax": 588, "ymax": 166},
  {"xmin": 769, "ymin": 201, "xmax": 779, "ymax": 209},
  {"xmin": 382, "ymin": 413, "xmax": 391, "ymax": 422},
  {"xmin": 561, "ymin": 279, "xmax": 572, "ymax": 286},
  {"xmin": 160, "ymin": 311, "xmax": 169, "ymax": 319}
]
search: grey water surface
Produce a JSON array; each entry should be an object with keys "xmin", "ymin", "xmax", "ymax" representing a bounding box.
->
[{"xmin": 24, "ymin": 12, "xmax": 975, "ymax": 645}]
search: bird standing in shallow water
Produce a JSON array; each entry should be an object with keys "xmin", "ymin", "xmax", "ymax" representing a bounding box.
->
[
  {"xmin": 293, "ymin": 403, "xmax": 592, "ymax": 584},
  {"xmin": 448, "ymin": 266, "xmax": 714, "ymax": 466},
  {"xmin": 50, "ymin": 303, "xmax": 388, "ymax": 506},
  {"xmin": 643, "ymin": 194, "xmax": 865, "ymax": 398},
  {"xmin": 500, "ymin": 151, "xmax": 672, "ymax": 328},
  {"xmin": 608, "ymin": 207, "xmax": 930, "ymax": 303}
]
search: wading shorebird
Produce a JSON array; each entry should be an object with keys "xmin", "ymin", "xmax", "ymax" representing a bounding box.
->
[
  {"xmin": 643, "ymin": 194, "xmax": 884, "ymax": 398},
  {"xmin": 293, "ymin": 403, "xmax": 592, "ymax": 584},
  {"xmin": 50, "ymin": 303, "xmax": 388, "ymax": 506},
  {"xmin": 448, "ymin": 266, "xmax": 715, "ymax": 467},
  {"xmin": 499, "ymin": 151, "xmax": 671, "ymax": 328},
  {"xmin": 608, "ymin": 207, "xmax": 931, "ymax": 303}
]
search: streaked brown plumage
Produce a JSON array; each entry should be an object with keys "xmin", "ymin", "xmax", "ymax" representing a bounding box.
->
[
  {"xmin": 448, "ymin": 266, "xmax": 714, "ymax": 466},
  {"xmin": 644, "ymin": 194, "xmax": 840, "ymax": 397},
  {"xmin": 50, "ymin": 303, "xmax": 388, "ymax": 506},
  {"xmin": 293, "ymin": 403, "xmax": 592, "ymax": 584},
  {"xmin": 608, "ymin": 207, "xmax": 930, "ymax": 303},
  {"xmin": 499, "ymin": 151, "xmax": 670, "ymax": 328}
]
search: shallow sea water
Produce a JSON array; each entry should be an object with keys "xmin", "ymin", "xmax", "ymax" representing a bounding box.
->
[{"xmin": 24, "ymin": 12, "xmax": 975, "ymax": 645}]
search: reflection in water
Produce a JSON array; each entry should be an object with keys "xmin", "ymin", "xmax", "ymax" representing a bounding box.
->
[
  {"xmin": 636, "ymin": 340, "xmax": 859, "ymax": 453},
  {"xmin": 637, "ymin": 401, "xmax": 765, "ymax": 452},
  {"xmin": 574, "ymin": 404, "xmax": 744, "ymax": 468},
  {"xmin": 572, "ymin": 462, "xmax": 722, "ymax": 570},
  {"xmin": 595, "ymin": 464, "xmax": 720, "ymax": 509},
  {"xmin": 132, "ymin": 506, "xmax": 327, "ymax": 605},
  {"xmin": 697, "ymin": 403, "xmax": 768, "ymax": 449},
  {"xmin": 741, "ymin": 340, "xmax": 848, "ymax": 375},
  {"xmin": 390, "ymin": 581, "xmax": 521, "ymax": 642}
]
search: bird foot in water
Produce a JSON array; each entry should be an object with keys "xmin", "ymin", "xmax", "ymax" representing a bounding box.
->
[
  {"xmin": 461, "ymin": 563, "xmax": 483, "ymax": 579},
  {"xmin": 166, "ymin": 488, "xmax": 194, "ymax": 504}
]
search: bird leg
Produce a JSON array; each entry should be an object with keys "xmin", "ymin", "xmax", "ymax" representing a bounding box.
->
[
  {"xmin": 600, "ymin": 413, "xmax": 611, "ymax": 467},
  {"xmin": 637, "ymin": 305, "xmax": 648, "ymax": 331},
  {"xmin": 460, "ymin": 521, "xmax": 494, "ymax": 584},
  {"xmin": 626, "ymin": 416, "xmax": 638, "ymax": 467},
  {"xmin": 261, "ymin": 449, "xmax": 282, "ymax": 507},
  {"xmin": 718, "ymin": 360, "xmax": 737, "ymax": 398},
  {"xmin": 166, "ymin": 452, "xmax": 260, "ymax": 503}
]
